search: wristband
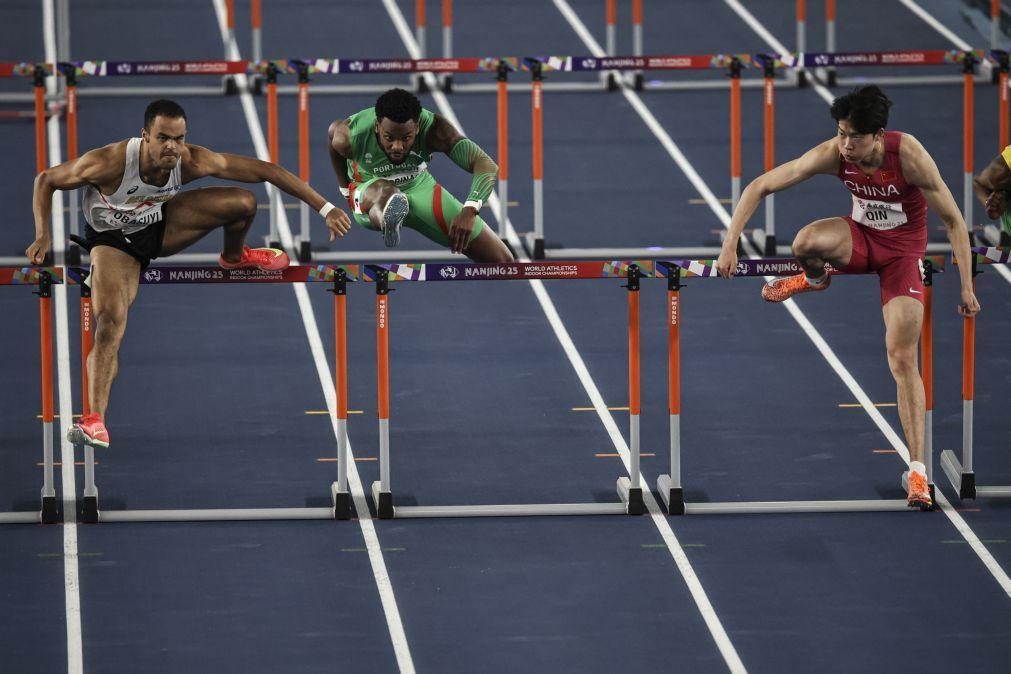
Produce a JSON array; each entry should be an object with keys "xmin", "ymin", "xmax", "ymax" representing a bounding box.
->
[
  {"xmin": 319, "ymin": 202, "xmax": 336, "ymax": 218},
  {"xmin": 464, "ymin": 200, "xmax": 482, "ymax": 211}
]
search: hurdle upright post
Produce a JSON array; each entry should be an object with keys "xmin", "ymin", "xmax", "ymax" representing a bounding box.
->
[
  {"xmin": 497, "ymin": 60, "xmax": 510, "ymax": 244},
  {"xmin": 992, "ymin": 0, "xmax": 1001, "ymax": 50},
  {"xmin": 266, "ymin": 62, "xmax": 281, "ymax": 249},
  {"xmin": 761, "ymin": 56, "xmax": 777, "ymax": 255},
  {"xmin": 33, "ymin": 66, "xmax": 47, "ymax": 176},
  {"xmin": 998, "ymin": 51, "xmax": 1010, "ymax": 246},
  {"xmin": 78, "ymin": 278, "xmax": 99, "ymax": 523},
  {"xmin": 604, "ymin": 0, "xmax": 617, "ymax": 89},
  {"xmin": 36, "ymin": 272, "xmax": 59, "ymax": 523},
  {"xmin": 441, "ymin": 0, "xmax": 453, "ymax": 92},
  {"xmin": 372, "ymin": 269, "xmax": 394, "ymax": 519},
  {"xmin": 963, "ymin": 51, "xmax": 976, "ymax": 244},
  {"xmin": 63, "ymin": 63, "xmax": 82, "ymax": 266},
  {"xmin": 656, "ymin": 263, "xmax": 684, "ymax": 514},
  {"xmin": 825, "ymin": 0, "xmax": 837, "ymax": 86},
  {"xmin": 795, "ymin": 0, "xmax": 807, "ymax": 87},
  {"xmin": 921, "ymin": 259, "xmax": 935, "ymax": 496},
  {"xmin": 296, "ymin": 62, "xmax": 312, "ymax": 262},
  {"xmin": 616, "ymin": 265, "xmax": 646, "ymax": 515},
  {"xmin": 530, "ymin": 60, "xmax": 545, "ymax": 259},
  {"xmin": 961, "ymin": 262, "xmax": 979, "ymax": 498},
  {"xmin": 331, "ymin": 269, "xmax": 352, "ymax": 519},
  {"xmin": 414, "ymin": 0, "xmax": 429, "ymax": 93},
  {"xmin": 251, "ymin": 0, "xmax": 262, "ymax": 67},
  {"xmin": 632, "ymin": 0, "xmax": 644, "ymax": 90},
  {"xmin": 729, "ymin": 57, "xmax": 742, "ymax": 213}
]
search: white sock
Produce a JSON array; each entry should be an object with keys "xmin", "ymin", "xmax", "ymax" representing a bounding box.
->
[
  {"xmin": 805, "ymin": 272, "xmax": 827, "ymax": 287},
  {"xmin": 909, "ymin": 461, "xmax": 927, "ymax": 476}
]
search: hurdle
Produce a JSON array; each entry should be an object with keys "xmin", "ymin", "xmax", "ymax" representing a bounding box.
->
[
  {"xmin": 523, "ymin": 54, "xmax": 754, "ymax": 260},
  {"xmin": 363, "ymin": 260, "xmax": 648, "ymax": 519},
  {"xmin": 0, "ymin": 267, "xmax": 62, "ymax": 524},
  {"xmin": 655, "ymin": 256, "xmax": 943, "ymax": 515},
  {"xmin": 940, "ymin": 246, "xmax": 1011, "ymax": 500},
  {"xmin": 66, "ymin": 263, "xmax": 356, "ymax": 523},
  {"xmin": 806, "ymin": 1, "xmax": 993, "ymax": 87}
]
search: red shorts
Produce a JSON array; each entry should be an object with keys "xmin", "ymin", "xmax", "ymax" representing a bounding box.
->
[{"xmin": 839, "ymin": 217, "xmax": 926, "ymax": 306}]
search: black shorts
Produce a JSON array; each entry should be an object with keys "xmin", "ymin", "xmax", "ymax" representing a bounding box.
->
[{"xmin": 84, "ymin": 220, "xmax": 166, "ymax": 268}]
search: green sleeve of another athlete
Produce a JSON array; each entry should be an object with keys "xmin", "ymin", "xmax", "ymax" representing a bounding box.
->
[{"xmin": 448, "ymin": 138, "xmax": 498, "ymax": 205}]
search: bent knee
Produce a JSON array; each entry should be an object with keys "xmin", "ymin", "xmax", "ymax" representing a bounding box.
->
[{"xmin": 886, "ymin": 348, "xmax": 918, "ymax": 377}]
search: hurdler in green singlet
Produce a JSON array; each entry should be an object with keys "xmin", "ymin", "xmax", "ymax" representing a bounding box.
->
[{"xmin": 325, "ymin": 86, "xmax": 513, "ymax": 260}]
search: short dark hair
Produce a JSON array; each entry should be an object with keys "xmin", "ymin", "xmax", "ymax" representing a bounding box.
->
[
  {"xmin": 144, "ymin": 99, "xmax": 187, "ymax": 129},
  {"xmin": 375, "ymin": 88, "xmax": 422, "ymax": 124},
  {"xmin": 830, "ymin": 85, "xmax": 892, "ymax": 135}
]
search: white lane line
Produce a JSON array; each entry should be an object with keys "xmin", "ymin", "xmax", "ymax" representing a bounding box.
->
[
  {"xmin": 707, "ymin": 0, "xmax": 1010, "ymax": 597},
  {"xmin": 210, "ymin": 2, "xmax": 415, "ymax": 671},
  {"xmin": 382, "ymin": 1, "xmax": 747, "ymax": 672},
  {"xmin": 42, "ymin": 0, "xmax": 84, "ymax": 671}
]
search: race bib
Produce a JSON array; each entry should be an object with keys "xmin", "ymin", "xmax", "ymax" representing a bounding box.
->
[{"xmin": 851, "ymin": 197, "xmax": 907, "ymax": 230}]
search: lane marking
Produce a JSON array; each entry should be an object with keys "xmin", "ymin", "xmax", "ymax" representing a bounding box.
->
[
  {"xmin": 839, "ymin": 403, "xmax": 896, "ymax": 408},
  {"xmin": 572, "ymin": 406, "xmax": 629, "ymax": 412},
  {"xmin": 41, "ymin": 1, "xmax": 84, "ymax": 670},
  {"xmin": 212, "ymin": 3, "xmax": 415, "ymax": 671}
]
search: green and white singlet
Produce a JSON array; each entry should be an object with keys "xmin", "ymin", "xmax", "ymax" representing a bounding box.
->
[{"xmin": 345, "ymin": 107, "xmax": 485, "ymax": 246}]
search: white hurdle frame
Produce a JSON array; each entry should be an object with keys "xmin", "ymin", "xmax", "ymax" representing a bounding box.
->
[
  {"xmin": 655, "ymin": 258, "xmax": 940, "ymax": 516},
  {"xmin": 366, "ymin": 261, "xmax": 648, "ymax": 519},
  {"xmin": 940, "ymin": 248, "xmax": 1011, "ymax": 499},
  {"xmin": 68, "ymin": 265, "xmax": 354, "ymax": 524}
]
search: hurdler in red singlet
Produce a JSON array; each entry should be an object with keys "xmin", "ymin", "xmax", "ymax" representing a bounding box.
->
[
  {"xmin": 837, "ymin": 130, "xmax": 928, "ymax": 305},
  {"xmin": 715, "ymin": 85, "xmax": 979, "ymax": 511}
]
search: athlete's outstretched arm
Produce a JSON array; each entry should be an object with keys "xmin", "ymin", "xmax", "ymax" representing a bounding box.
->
[
  {"xmin": 28, "ymin": 145, "xmax": 120, "ymax": 264},
  {"xmin": 902, "ymin": 135, "xmax": 979, "ymax": 317},
  {"xmin": 972, "ymin": 153, "xmax": 1011, "ymax": 218},
  {"xmin": 717, "ymin": 139, "xmax": 838, "ymax": 278},
  {"xmin": 428, "ymin": 114, "xmax": 499, "ymax": 254},
  {"xmin": 183, "ymin": 144, "xmax": 351, "ymax": 240}
]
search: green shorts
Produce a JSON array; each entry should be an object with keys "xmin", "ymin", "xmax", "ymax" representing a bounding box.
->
[{"xmin": 349, "ymin": 172, "xmax": 486, "ymax": 247}]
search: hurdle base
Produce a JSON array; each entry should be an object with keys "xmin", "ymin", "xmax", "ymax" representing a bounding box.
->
[
  {"xmin": 296, "ymin": 238, "xmax": 312, "ymax": 263},
  {"xmin": 41, "ymin": 495, "xmax": 60, "ymax": 524},
  {"xmin": 80, "ymin": 495, "xmax": 99, "ymax": 524},
  {"xmin": 383, "ymin": 503, "xmax": 630, "ymax": 518},
  {"xmin": 95, "ymin": 507, "xmax": 336, "ymax": 522},
  {"xmin": 616, "ymin": 477, "xmax": 646, "ymax": 515},
  {"xmin": 371, "ymin": 481, "xmax": 394, "ymax": 519},
  {"xmin": 331, "ymin": 483, "xmax": 353, "ymax": 520},
  {"xmin": 683, "ymin": 499, "xmax": 912, "ymax": 514},
  {"xmin": 656, "ymin": 474, "xmax": 685, "ymax": 515},
  {"xmin": 940, "ymin": 450, "xmax": 976, "ymax": 499},
  {"xmin": 522, "ymin": 234, "xmax": 545, "ymax": 260},
  {"xmin": 749, "ymin": 229, "xmax": 778, "ymax": 258},
  {"xmin": 222, "ymin": 75, "xmax": 239, "ymax": 96}
]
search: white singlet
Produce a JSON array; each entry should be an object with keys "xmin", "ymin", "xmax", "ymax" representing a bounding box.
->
[{"xmin": 81, "ymin": 137, "xmax": 182, "ymax": 234}]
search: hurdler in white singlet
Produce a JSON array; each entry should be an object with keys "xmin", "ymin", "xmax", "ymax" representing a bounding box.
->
[{"xmin": 81, "ymin": 137, "xmax": 183, "ymax": 234}]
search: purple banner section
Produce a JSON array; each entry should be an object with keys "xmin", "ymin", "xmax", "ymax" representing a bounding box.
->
[
  {"xmin": 523, "ymin": 54, "xmax": 751, "ymax": 72},
  {"xmin": 971, "ymin": 246, "xmax": 1011, "ymax": 265},
  {"xmin": 798, "ymin": 49, "xmax": 977, "ymax": 68},
  {"xmin": 655, "ymin": 258, "xmax": 806, "ymax": 279},
  {"xmin": 65, "ymin": 265, "xmax": 357, "ymax": 285},
  {"xmin": 363, "ymin": 260, "xmax": 652, "ymax": 282},
  {"xmin": 656, "ymin": 255, "xmax": 944, "ymax": 279},
  {"xmin": 0, "ymin": 266, "xmax": 64, "ymax": 285},
  {"xmin": 64, "ymin": 60, "xmax": 250, "ymax": 77}
]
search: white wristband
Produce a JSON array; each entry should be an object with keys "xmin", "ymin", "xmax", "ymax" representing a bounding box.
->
[
  {"xmin": 464, "ymin": 200, "xmax": 482, "ymax": 211},
  {"xmin": 339, "ymin": 186, "xmax": 350, "ymax": 198},
  {"xmin": 319, "ymin": 201, "xmax": 336, "ymax": 218}
]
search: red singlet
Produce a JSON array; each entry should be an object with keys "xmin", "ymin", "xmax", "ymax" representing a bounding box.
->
[{"xmin": 837, "ymin": 131, "xmax": 928, "ymax": 305}]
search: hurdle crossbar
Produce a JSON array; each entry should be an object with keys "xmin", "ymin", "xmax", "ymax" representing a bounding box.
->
[
  {"xmin": 66, "ymin": 264, "xmax": 356, "ymax": 523},
  {"xmin": 654, "ymin": 256, "xmax": 944, "ymax": 515},
  {"xmin": 940, "ymin": 247, "xmax": 1011, "ymax": 499},
  {"xmin": 0, "ymin": 267, "xmax": 63, "ymax": 524},
  {"xmin": 362, "ymin": 260, "xmax": 649, "ymax": 519}
]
